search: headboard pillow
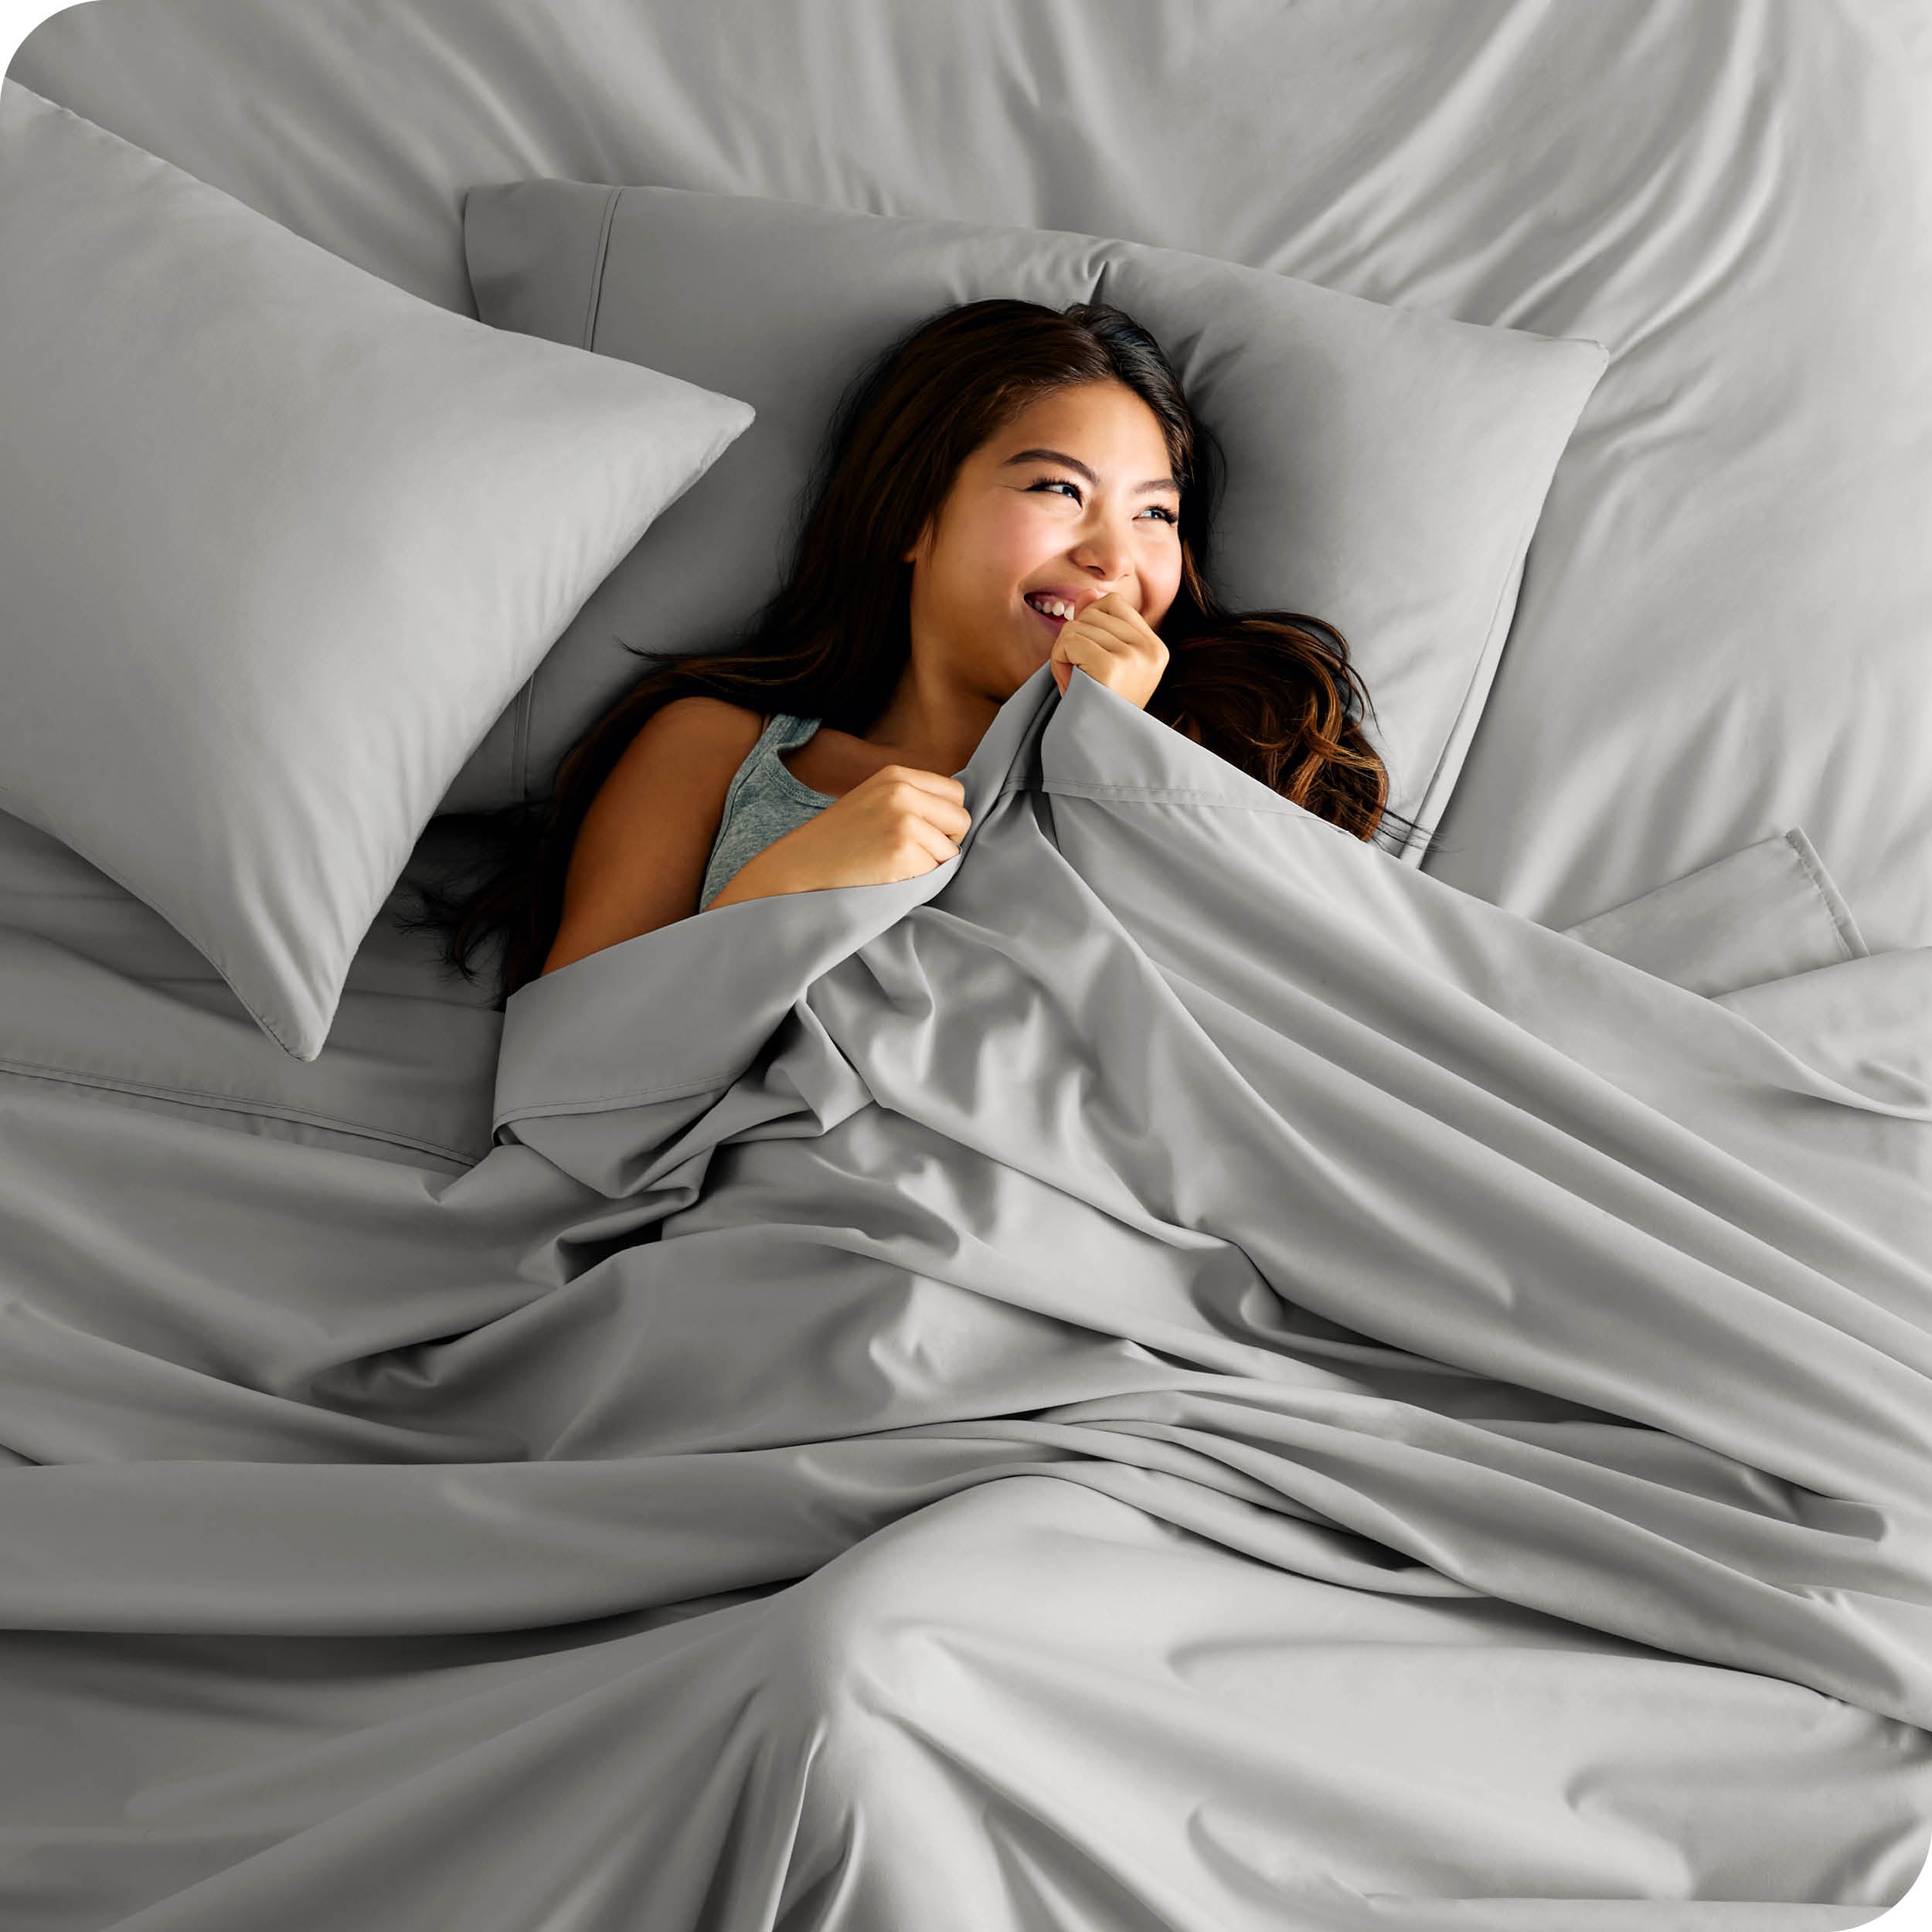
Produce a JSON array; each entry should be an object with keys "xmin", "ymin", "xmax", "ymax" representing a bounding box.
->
[
  {"xmin": 0, "ymin": 86, "xmax": 754, "ymax": 1061},
  {"xmin": 445, "ymin": 180, "xmax": 1610, "ymax": 856}
]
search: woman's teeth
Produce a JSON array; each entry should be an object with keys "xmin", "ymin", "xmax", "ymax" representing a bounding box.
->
[{"xmin": 1026, "ymin": 594, "xmax": 1074, "ymax": 621}]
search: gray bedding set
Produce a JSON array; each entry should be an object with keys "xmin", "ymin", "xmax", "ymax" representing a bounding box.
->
[
  {"xmin": 2, "ymin": 670, "xmax": 1927, "ymax": 1925},
  {"xmin": 5, "ymin": 0, "xmax": 1932, "ymax": 1924}
]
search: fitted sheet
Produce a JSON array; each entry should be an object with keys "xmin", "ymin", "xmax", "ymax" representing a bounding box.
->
[
  {"xmin": 0, "ymin": 804, "xmax": 501, "ymax": 1170},
  {"xmin": 10, "ymin": 0, "xmax": 1932, "ymax": 953}
]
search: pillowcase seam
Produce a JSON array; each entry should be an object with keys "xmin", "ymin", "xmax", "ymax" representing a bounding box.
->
[
  {"xmin": 581, "ymin": 184, "xmax": 624, "ymax": 352},
  {"xmin": 1397, "ymin": 339, "xmax": 1606, "ymax": 861},
  {"xmin": 512, "ymin": 182, "xmax": 626, "ymax": 804},
  {"xmin": 1401, "ymin": 514, "xmax": 1537, "ymax": 863}
]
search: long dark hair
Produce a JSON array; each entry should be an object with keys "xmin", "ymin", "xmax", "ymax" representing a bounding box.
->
[{"xmin": 400, "ymin": 298, "xmax": 1430, "ymax": 1002}]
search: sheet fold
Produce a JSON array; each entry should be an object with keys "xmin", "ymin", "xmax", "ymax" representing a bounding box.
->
[{"xmin": 3, "ymin": 665, "xmax": 1924, "ymax": 1741}]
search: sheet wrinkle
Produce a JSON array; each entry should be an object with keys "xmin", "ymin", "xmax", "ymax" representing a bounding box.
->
[
  {"xmin": 7, "ymin": 2, "xmax": 1932, "ymax": 1916},
  {"xmin": 506, "ymin": 668, "xmax": 1924, "ymax": 1677},
  {"xmin": 9, "ymin": 665, "xmax": 1924, "ymax": 1735}
]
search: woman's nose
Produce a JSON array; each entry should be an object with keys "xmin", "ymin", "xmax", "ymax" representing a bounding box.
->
[{"xmin": 1070, "ymin": 519, "xmax": 1132, "ymax": 580}]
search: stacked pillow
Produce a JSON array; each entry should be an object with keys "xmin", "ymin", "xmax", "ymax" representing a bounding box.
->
[
  {"xmin": 1, "ymin": 78, "xmax": 1607, "ymax": 1062},
  {"xmin": 445, "ymin": 181, "xmax": 1610, "ymax": 855},
  {"xmin": 0, "ymin": 83, "xmax": 753, "ymax": 1060}
]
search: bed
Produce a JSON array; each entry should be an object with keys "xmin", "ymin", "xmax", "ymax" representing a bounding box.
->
[{"xmin": 2, "ymin": 1, "xmax": 1929, "ymax": 1925}]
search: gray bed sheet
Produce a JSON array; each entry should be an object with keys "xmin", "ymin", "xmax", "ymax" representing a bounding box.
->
[
  {"xmin": 0, "ymin": 665, "xmax": 1927, "ymax": 1925},
  {"xmin": 0, "ymin": 803, "xmax": 501, "ymax": 1172},
  {"xmin": 3, "ymin": 0, "xmax": 1930, "ymax": 1922},
  {"xmin": 0, "ymin": 789, "xmax": 1872, "ymax": 1187}
]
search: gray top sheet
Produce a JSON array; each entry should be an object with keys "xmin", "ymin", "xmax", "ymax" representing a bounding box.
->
[{"xmin": 1, "ymin": 663, "xmax": 1927, "ymax": 1923}]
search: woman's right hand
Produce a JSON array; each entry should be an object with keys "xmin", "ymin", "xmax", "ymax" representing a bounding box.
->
[{"xmin": 706, "ymin": 765, "xmax": 971, "ymax": 909}]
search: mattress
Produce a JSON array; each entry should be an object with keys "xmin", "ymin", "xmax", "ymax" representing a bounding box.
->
[{"xmin": 2, "ymin": 2, "xmax": 1929, "ymax": 1925}]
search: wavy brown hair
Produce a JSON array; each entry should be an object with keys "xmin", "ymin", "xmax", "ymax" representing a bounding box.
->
[{"xmin": 401, "ymin": 298, "xmax": 1430, "ymax": 1002}]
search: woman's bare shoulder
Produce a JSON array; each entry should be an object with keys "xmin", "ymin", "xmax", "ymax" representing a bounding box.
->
[
  {"xmin": 604, "ymin": 696, "xmax": 766, "ymax": 791},
  {"xmin": 644, "ymin": 694, "xmax": 767, "ymax": 747},
  {"xmin": 541, "ymin": 696, "xmax": 767, "ymax": 975}
]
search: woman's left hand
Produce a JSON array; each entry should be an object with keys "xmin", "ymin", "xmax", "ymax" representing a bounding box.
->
[{"xmin": 1050, "ymin": 592, "xmax": 1169, "ymax": 709}]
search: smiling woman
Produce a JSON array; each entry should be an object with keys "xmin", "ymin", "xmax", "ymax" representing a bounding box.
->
[
  {"xmin": 402, "ymin": 298, "xmax": 1428, "ymax": 998},
  {"xmin": 899, "ymin": 384, "xmax": 1186, "ymax": 735}
]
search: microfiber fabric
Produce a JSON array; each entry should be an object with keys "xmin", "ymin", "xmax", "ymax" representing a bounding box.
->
[{"xmin": 0, "ymin": 665, "xmax": 1927, "ymax": 1923}]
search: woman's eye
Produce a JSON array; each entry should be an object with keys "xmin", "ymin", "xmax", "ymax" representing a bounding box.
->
[{"xmin": 1029, "ymin": 478, "xmax": 1179, "ymax": 524}]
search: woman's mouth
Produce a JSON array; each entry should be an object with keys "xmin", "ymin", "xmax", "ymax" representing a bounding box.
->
[{"xmin": 1023, "ymin": 592, "xmax": 1073, "ymax": 630}]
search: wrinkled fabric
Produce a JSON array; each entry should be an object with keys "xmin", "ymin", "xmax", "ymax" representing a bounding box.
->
[{"xmin": 2, "ymin": 665, "xmax": 1929, "ymax": 1926}]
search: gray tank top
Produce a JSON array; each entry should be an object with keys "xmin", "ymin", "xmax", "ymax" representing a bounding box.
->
[{"xmin": 699, "ymin": 711, "xmax": 836, "ymax": 911}]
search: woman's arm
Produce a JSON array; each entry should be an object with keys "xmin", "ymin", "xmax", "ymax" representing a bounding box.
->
[
  {"xmin": 707, "ymin": 765, "xmax": 971, "ymax": 910},
  {"xmin": 539, "ymin": 697, "xmax": 764, "ymax": 977}
]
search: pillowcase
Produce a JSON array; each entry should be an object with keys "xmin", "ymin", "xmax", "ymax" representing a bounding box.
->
[
  {"xmin": 0, "ymin": 85, "xmax": 754, "ymax": 1061},
  {"xmin": 445, "ymin": 181, "xmax": 1609, "ymax": 856}
]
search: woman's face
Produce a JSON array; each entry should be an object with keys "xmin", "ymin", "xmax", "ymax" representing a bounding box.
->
[{"xmin": 903, "ymin": 379, "xmax": 1185, "ymax": 706}]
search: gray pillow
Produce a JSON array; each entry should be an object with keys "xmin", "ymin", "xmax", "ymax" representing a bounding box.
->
[
  {"xmin": 0, "ymin": 87, "xmax": 754, "ymax": 1060},
  {"xmin": 447, "ymin": 182, "xmax": 1608, "ymax": 855}
]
